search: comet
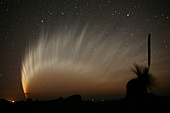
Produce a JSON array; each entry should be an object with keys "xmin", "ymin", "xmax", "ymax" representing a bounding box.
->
[{"xmin": 21, "ymin": 23, "xmax": 146, "ymax": 99}]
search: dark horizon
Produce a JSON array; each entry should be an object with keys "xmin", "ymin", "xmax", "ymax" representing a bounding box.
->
[{"xmin": 1, "ymin": 93, "xmax": 170, "ymax": 113}]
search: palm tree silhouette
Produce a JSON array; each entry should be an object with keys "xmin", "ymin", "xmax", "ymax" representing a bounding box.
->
[{"xmin": 126, "ymin": 64, "xmax": 155, "ymax": 100}]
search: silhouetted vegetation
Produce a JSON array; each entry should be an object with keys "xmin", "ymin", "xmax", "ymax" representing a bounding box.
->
[{"xmin": 126, "ymin": 64, "xmax": 155, "ymax": 100}]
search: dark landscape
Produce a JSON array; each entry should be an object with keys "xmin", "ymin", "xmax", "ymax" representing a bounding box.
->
[{"xmin": 1, "ymin": 93, "xmax": 170, "ymax": 113}]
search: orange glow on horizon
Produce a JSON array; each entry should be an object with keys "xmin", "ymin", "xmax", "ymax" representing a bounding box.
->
[{"xmin": 24, "ymin": 93, "xmax": 28, "ymax": 99}]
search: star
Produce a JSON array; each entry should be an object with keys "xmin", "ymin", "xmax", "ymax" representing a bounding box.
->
[
  {"xmin": 61, "ymin": 11, "xmax": 65, "ymax": 15},
  {"xmin": 130, "ymin": 33, "xmax": 134, "ymax": 36},
  {"xmin": 126, "ymin": 13, "xmax": 130, "ymax": 17}
]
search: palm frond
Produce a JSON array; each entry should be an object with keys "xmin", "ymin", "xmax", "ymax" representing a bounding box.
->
[
  {"xmin": 131, "ymin": 64, "xmax": 155, "ymax": 88},
  {"xmin": 131, "ymin": 64, "xmax": 142, "ymax": 77}
]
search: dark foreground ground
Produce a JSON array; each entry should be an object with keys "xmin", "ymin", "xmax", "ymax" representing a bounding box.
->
[{"xmin": 1, "ymin": 93, "xmax": 170, "ymax": 113}]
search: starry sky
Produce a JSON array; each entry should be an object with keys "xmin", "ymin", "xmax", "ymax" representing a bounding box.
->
[{"xmin": 0, "ymin": 0, "xmax": 170, "ymax": 101}]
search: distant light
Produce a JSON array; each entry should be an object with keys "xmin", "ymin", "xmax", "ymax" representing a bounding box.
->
[
  {"xmin": 12, "ymin": 100, "xmax": 15, "ymax": 103},
  {"xmin": 41, "ymin": 20, "xmax": 44, "ymax": 23}
]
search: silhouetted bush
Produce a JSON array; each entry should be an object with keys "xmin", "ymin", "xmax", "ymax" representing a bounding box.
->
[{"xmin": 126, "ymin": 64, "xmax": 155, "ymax": 100}]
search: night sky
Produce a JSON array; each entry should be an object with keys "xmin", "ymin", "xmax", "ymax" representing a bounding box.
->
[{"xmin": 0, "ymin": 0, "xmax": 170, "ymax": 101}]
